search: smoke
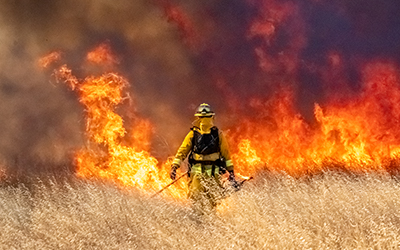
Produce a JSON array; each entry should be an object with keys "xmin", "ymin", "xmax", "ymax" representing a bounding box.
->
[
  {"xmin": 0, "ymin": 0, "xmax": 195, "ymax": 164},
  {"xmin": 1, "ymin": 0, "xmax": 400, "ymax": 167}
]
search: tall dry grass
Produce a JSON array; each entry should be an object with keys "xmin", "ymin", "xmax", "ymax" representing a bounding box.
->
[{"xmin": 0, "ymin": 171, "xmax": 400, "ymax": 249}]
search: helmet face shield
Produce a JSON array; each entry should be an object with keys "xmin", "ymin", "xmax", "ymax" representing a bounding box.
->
[{"xmin": 194, "ymin": 103, "xmax": 215, "ymax": 117}]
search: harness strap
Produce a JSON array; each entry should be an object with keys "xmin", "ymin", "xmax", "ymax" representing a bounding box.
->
[
  {"xmin": 191, "ymin": 163, "xmax": 219, "ymax": 177},
  {"xmin": 190, "ymin": 160, "xmax": 218, "ymax": 165}
]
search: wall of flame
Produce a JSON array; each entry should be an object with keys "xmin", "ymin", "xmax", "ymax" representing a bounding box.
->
[{"xmin": 1, "ymin": 0, "xmax": 400, "ymax": 183}]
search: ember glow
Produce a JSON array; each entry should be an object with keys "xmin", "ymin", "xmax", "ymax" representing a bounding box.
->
[
  {"xmin": 38, "ymin": 51, "xmax": 62, "ymax": 68},
  {"xmin": 86, "ymin": 42, "xmax": 119, "ymax": 66}
]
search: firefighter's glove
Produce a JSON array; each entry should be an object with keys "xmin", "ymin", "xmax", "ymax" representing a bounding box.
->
[
  {"xmin": 219, "ymin": 166, "xmax": 227, "ymax": 175},
  {"xmin": 170, "ymin": 164, "xmax": 179, "ymax": 180},
  {"xmin": 228, "ymin": 170, "xmax": 240, "ymax": 190}
]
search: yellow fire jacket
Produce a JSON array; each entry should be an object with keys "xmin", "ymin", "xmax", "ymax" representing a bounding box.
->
[{"xmin": 172, "ymin": 127, "xmax": 234, "ymax": 172}]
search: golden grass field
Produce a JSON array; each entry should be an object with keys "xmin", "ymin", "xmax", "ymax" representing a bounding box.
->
[{"xmin": 1, "ymin": 170, "xmax": 400, "ymax": 249}]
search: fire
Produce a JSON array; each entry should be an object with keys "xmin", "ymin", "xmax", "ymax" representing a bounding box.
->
[
  {"xmin": 229, "ymin": 61, "xmax": 400, "ymax": 176},
  {"xmin": 86, "ymin": 42, "xmax": 119, "ymax": 66},
  {"xmin": 45, "ymin": 48, "xmax": 400, "ymax": 197},
  {"xmin": 37, "ymin": 0, "xmax": 400, "ymax": 202},
  {"xmin": 38, "ymin": 51, "xmax": 62, "ymax": 68},
  {"xmin": 52, "ymin": 45, "xmax": 188, "ymax": 199},
  {"xmin": 231, "ymin": 139, "xmax": 263, "ymax": 177},
  {"xmin": 220, "ymin": 0, "xmax": 400, "ymax": 177}
]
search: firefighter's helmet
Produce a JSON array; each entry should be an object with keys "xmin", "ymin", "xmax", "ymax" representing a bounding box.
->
[{"xmin": 194, "ymin": 103, "xmax": 215, "ymax": 117}]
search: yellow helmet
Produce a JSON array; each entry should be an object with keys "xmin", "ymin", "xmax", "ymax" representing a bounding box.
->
[{"xmin": 194, "ymin": 103, "xmax": 215, "ymax": 117}]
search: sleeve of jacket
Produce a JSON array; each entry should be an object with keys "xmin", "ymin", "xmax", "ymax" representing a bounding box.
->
[
  {"xmin": 219, "ymin": 130, "xmax": 234, "ymax": 172},
  {"xmin": 172, "ymin": 130, "xmax": 194, "ymax": 168}
]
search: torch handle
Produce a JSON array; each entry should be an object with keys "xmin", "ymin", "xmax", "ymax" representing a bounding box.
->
[{"xmin": 151, "ymin": 171, "xmax": 188, "ymax": 198}]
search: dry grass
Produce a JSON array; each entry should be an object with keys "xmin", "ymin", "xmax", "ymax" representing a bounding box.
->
[{"xmin": 1, "ymin": 171, "xmax": 400, "ymax": 249}]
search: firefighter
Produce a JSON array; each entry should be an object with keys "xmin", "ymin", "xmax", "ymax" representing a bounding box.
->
[{"xmin": 170, "ymin": 103, "xmax": 238, "ymax": 214}]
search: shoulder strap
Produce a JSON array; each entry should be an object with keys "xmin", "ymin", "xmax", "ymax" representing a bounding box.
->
[
  {"xmin": 210, "ymin": 126, "xmax": 219, "ymax": 136},
  {"xmin": 188, "ymin": 127, "xmax": 197, "ymax": 165},
  {"xmin": 211, "ymin": 126, "xmax": 220, "ymax": 151},
  {"xmin": 190, "ymin": 126, "xmax": 199, "ymax": 144}
]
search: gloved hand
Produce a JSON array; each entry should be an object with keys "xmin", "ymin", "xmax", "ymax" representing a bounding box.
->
[
  {"xmin": 170, "ymin": 164, "xmax": 179, "ymax": 180},
  {"xmin": 228, "ymin": 170, "xmax": 240, "ymax": 190}
]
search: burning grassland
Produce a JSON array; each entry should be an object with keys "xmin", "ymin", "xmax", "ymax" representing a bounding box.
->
[
  {"xmin": 40, "ymin": 44, "xmax": 400, "ymax": 200},
  {"xmin": 43, "ymin": 45, "xmax": 189, "ymax": 199},
  {"xmin": 2, "ymin": 0, "xmax": 400, "ymax": 177},
  {"xmin": 0, "ymin": 171, "xmax": 400, "ymax": 249},
  {"xmin": 3, "ymin": 0, "xmax": 400, "ymax": 247},
  {"xmin": 230, "ymin": 61, "xmax": 400, "ymax": 176}
]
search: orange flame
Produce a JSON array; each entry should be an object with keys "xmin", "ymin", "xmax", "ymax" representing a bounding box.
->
[
  {"xmin": 229, "ymin": 61, "xmax": 400, "ymax": 176},
  {"xmin": 86, "ymin": 42, "xmax": 119, "ymax": 66},
  {"xmin": 42, "ymin": 44, "xmax": 400, "ymax": 203},
  {"xmin": 53, "ymin": 46, "xmax": 187, "ymax": 199},
  {"xmin": 38, "ymin": 51, "xmax": 61, "ymax": 68}
]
